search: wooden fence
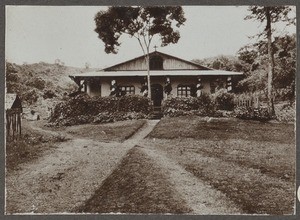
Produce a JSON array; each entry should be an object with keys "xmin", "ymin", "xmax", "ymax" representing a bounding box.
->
[
  {"xmin": 234, "ymin": 92, "xmax": 266, "ymax": 108},
  {"xmin": 6, "ymin": 108, "xmax": 22, "ymax": 140}
]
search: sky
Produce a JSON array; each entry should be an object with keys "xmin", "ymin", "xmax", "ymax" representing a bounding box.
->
[{"xmin": 5, "ymin": 6, "xmax": 296, "ymax": 69}]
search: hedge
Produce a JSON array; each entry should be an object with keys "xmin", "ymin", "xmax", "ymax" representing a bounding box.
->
[
  {"xmin": 162, "ymin": 94, "xmax": 216, "ymax": 117},
  {"xmin": 49, "ymin": 94, "xmax": 152, "ymax": 126}
]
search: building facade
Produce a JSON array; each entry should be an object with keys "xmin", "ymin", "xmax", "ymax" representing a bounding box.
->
[{"xmin": 69, "ymin": 51, "xmax": 242, "ymax": 107}]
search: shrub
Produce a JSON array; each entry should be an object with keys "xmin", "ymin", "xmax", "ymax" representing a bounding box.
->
[
  {"xmin": 214, "ymin": 89, "xmax": 235, "ymax": 111},
  {"xmin": 49, "ymin": 94, "xmax": 152, "ymax": 126},
  {"xmin": 43, "ymin": 90, "xmax": 57, "ymax": 99},
  {"xmin": 22, "ymin": 89, "xmax": 38, "ymax": 105},
  {"xmin": 162, "ymin": 94, "xmax": 216, "ymax": 117},
  {"xmin": 6, "ymin": 72, "xmax": 20, "ymax": 82},
  {"xmin": 26, "ymin": 77, "xmax": 46, "ymax": 90},
  {"xmin": 234, "ymin": 107, "xmax": 274, "ymax": 122}
]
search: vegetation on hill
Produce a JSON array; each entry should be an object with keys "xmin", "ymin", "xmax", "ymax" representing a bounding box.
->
[
  {"xmin": 5, "ymin": 62, "xmax": 93, "ymax": 117},
  {"xmin": 193, "ymin": 34, "xmax": 296, "ymax": 104}
]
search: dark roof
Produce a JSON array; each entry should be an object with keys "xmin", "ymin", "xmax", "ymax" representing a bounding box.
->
[
  {"xmin": 5, "ymin": 93, "xmax": 22, "ymax": 110},
  {"xmin": 103, "ymin": 51, "xmax": 212, "ymax": 71}
]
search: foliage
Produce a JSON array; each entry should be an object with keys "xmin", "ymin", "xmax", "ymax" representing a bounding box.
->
[
  {"xmin": 245, "ymin": 6, "xmax": 295, "ymax": 25},
  {"xmin": 43, "ymin": 90, "xmax": 57, "ymax": 99},
  {"xmin": 49, "ymin": 94, "xmax": 152, "ymax": 126},
  {"xmin": 234, "ymin": 106, "xmax": 274, "ymax": 122},
  {"xmin": 26, "ymin": 77, "xmax": 46, "ymax": 90},
  {"xmin": 214, "ymin": 89, "xmax": 235, "ymax": 111},
  {"xmin": 245, "ymin": 6, "xmax": 295, "ymax": 114},
  {"xmin": 162, "ymin": 94, "xmax": 216, "ymax": 117},
  {"xmin": 237, "ymin": 34, "xmax": 296, "ymax": 97},
  {"xmin": 22, "ymin": 89, "xmax": 39, "ymax": 105},
  {"xmin": 5, "ymin": 61, "xmax": 86, "ymax": 108},
  {"xmin": 193, "ymin": 32, "xmax": 296, "ymax": 103},
  {"xmin": 94, "ymin": 6, "xmax": 186, "ymax": 54}
]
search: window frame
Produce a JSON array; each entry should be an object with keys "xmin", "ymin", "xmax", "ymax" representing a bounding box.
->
[
  {"xmin": 117, "ymin": 85, "xmax": 135, "ymax": 96},
  {"xmin": 177, "ymin": 84, "xmax": 192, "ymax": 97}
]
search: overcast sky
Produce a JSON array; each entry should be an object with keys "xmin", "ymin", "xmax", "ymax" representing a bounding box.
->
[{"xmin": 6, "ymin": 6, "xmax": 296, "ymax": 68}]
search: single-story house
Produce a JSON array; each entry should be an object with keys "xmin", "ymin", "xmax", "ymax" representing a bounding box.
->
[{"xmin": 69, "ymin": 51, "xmax": 242, "ymax": 107}]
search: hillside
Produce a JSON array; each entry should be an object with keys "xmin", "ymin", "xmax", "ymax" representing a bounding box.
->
[{"xmin": 6, "ymin": 62, "xmax": 97, "ymax": 118}]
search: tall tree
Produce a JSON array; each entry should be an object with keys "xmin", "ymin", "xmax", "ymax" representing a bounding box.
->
[
  {"xmin": 94, "ymin": 6, "xmax": 186, "ymax": 98},
  {"xmin": 245, "ymin": 6, "xmax": 295, "ymax": 114}
]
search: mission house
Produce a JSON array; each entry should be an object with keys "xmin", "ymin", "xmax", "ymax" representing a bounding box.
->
[{"xmin": 69, "ymin": 51, "xmax": 242, "ymax": 107}]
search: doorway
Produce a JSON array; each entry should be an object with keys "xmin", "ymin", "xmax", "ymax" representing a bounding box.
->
[{"xmin": 151, "ymin": 84, "xmax": 164, "ymax": 107}]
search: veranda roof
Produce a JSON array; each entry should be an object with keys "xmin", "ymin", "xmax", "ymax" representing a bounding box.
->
[{"xmin": 70, "ymin": 70, "xmax": 242, "ymax": 78}]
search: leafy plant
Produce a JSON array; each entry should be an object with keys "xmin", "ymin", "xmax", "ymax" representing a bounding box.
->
[
  {"xmin": 235, "ymin": 106, "xmax": 274, "ymax": 122},
  {"xmin": 214, "ymin": 89, "xmax": 235, "ymax": 111},
  {"xmin": 162, "ymin": 94, "xmax": 216, "ymax": 117}
]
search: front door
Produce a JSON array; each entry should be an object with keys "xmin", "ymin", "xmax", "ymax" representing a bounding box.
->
[{"xmin": 151, "ymin": 84, "xmax": 163, "ymax": 107}]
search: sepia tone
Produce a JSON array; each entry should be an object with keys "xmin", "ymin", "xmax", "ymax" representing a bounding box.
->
[{"xmin": 5, "ymin": 5, "xmax": 296, "ymax": 215}]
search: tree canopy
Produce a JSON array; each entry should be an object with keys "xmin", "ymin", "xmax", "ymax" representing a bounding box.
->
[{"xmin": 94, "ymin": 6, "xmax": 186, "ymax": 54}]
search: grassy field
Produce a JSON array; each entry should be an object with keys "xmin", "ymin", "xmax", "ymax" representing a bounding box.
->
[
  {"xmin": 75, "ymin": 146, "xmax": 191, "ymax": 214},
  {"xmin": 147, "ymin": 116, "xmax": 295, "ymax": 215},
  {"xmin": 6, "ymin": 120, "xmax": 68, "ymax": 172},
  {"xmin": 6, "ymin": 119, "xmax": 146, "ymax": 172},
  {"xmin": 62, "ymin": 119, "xmax": 146, "ymax": 142}
]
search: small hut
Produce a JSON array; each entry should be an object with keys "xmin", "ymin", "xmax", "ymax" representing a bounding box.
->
[{"xmin": 6, "ymin": 93, "xmax": 22, "ymax": 140}]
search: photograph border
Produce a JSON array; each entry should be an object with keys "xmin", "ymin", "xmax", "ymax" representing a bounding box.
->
[{"xmin": 0, "ymin": 0, "xmax": 299, "ymax": 219}]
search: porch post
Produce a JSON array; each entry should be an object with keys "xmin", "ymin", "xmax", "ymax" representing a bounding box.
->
[
  {"xmin": 196, "ymin": 77, "xmax": 202, "ymax": 97},
  {"xmin": 110, "ymin": 79, "xmax": 118, "ymax": 96},
  {"xmin": 227, "ymin": 76, "xmax": 232, "ymax": 92},
  {"xmin": 164, "ymin": 77, "xmax": 172, "ymax": 98}
]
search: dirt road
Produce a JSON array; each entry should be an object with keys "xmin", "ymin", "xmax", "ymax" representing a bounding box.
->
[{"xmin": 6, "ymin": 119, "xmax": 241, "ymax": 214}]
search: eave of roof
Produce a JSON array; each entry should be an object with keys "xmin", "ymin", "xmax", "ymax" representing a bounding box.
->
[{"xmin": 70, "ymin": 70, "xmax": 243, "ymax": 78}]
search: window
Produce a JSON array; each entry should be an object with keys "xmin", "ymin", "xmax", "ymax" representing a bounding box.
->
[
  {"xmin": 118, "ymin": 85, "xmax": 135, "ymax": 96},
  {"xmin": 177, "ymin": 85, "xmax": 192, "ymax": 97},
  {"xmin": 150, "ymin": 55, "xmax": 163, "ymax": 70}
]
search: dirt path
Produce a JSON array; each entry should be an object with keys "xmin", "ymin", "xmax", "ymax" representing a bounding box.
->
[
  {"xmin": 139, "ymin": 145, "xmax": 242, "ymax": 214},
  {"xmin": 6, "ymin": 119, "xmax": 241, "ymax": 214},
  {"xmin": 6, "ymin": 120, "xmax": 159, "ymax": 214}
]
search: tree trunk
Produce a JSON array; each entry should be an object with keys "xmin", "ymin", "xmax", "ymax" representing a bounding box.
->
[
  {"xmin": 266, "ymin": 7, "xmax": 275, "ymax": 115},
  {"xmin": 146, "ymin": 52, "xmax": 151, "ymax": 99}
]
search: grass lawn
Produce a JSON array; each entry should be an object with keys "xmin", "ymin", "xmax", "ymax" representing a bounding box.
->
[
  {"xmin": 6, "ymin": 119, "xmax": 146, "ymax": 171},
  {"xmin": 75, "ymin": 146, "xmax": 191, "ymax": 214},
  {"xmin": 147, "ymin": 116, "xmax": 295, "ymax": 215},
  {"xmin": 64, "ymin": 119, "xmax": 146, "ymax": 142},
  {"xmin": 6, "ymin": 120, "xmax": 68, "ymax": 172}
]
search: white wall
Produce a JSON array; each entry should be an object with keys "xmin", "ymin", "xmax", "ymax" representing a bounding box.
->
[{"xmin": 86, "ymin": 76, "xmax": 227, "ymax": 99}]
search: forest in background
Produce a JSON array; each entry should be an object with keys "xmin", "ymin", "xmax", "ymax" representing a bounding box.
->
[{"xmin": 193, "ymin": 33, "xmax": 296, "ymax": 103}]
